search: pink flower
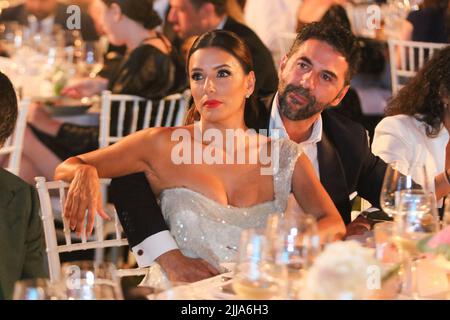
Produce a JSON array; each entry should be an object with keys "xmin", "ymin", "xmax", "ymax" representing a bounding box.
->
[{"xmin": 428, "ymin": 226, "xmax": 450, "ymax": 249}]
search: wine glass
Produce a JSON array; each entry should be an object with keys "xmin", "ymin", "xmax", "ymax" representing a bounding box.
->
[
  {"xmin": 380, "ymin": 161, "xmax": 427, "ymax": 218},
  {"xmin": 13, "ymin": 278, "xmax": 64, "ymax": 300},
  {"xmin": 232, "ymin": 228, "xmax": 287, "ymax": 300},
  {"xmin": 61, "ymin": 261, "xmax": 123, "ymax": 300},
  {"xmin": 266, "ymin": 213, "xmax": 320, "ymax": 299},
  {"xmin": 395, "ymin": 189, "xmax": 439, "ymax": 298},
  {"xmin": 77, "ymin": 41, "xmax": 104, "ymax": 78}
]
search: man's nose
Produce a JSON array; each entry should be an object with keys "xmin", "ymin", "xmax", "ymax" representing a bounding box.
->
[
  {"xmin": 167, "ymin": 9, "xmax": 176, "ymax": 23},
  {"xmin": 300, "ymin": 71, "xmax": 315, "ymax": 90}
]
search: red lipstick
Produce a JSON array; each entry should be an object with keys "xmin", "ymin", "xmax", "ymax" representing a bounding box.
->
[{"xmin": 204, "ymin": 99, "xmax": 222, "ymax": 108}]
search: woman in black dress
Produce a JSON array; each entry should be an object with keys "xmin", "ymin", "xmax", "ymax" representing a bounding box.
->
[{"xmin": 19, "ymin": 0, "xmax": 184, "ymax": 183}]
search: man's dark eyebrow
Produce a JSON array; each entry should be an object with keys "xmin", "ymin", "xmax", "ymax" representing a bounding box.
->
[{"xmin": 299, "ymin": 56, "xmax": 338, "ymax": 80}]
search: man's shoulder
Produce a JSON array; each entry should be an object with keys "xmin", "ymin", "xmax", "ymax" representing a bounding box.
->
[
  {"xmin": 0, "ymin": 168, "xmax": 32, "ymax": 194},
  {"xmin": 322, "ymin": 109, "xmax": 367, "ymax": 140}
]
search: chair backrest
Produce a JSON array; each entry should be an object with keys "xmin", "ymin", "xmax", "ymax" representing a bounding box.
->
[
  {"xmin": 98, "ymin": 90, "xmax": 189, "ymax": 148},
  {"xmin": 0, "ymin": 98, "xmax": 30, "ymax": 175},
  {"xmin": 388, "ymin": 39, "xmax": 448, "ymax": 94},
  {"xmin": 277, "ymin": 32, "xmax": 297, "ymax": 63},
  {"xmin": 35, "ymin": 176, "xmax": 147, "ymax": 282}
]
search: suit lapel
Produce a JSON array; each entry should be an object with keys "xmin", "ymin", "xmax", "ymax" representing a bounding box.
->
[{"xmin": 317, "ymin": 130, "xmax": 352, "ymax": 224}]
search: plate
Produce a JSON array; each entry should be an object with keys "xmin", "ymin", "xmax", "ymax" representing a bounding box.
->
[{"xmin": 40, "ymin": 97, "xmax": 93, "ymax": 116}]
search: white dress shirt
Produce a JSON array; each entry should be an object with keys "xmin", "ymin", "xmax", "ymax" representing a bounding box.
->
[
  {"xmin": 372, "ymin": 114, "xmax": 449, "ymax": 206},
  {"xmin": 133, "ymin": 93, "xmax": 324, "ymax": 266}
]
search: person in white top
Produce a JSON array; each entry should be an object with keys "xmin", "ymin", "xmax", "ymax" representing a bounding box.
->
[
  {"xmin": 244, "ymin": 0, "xmax": 301, "ymax": 65},
  {"xmin": 372, "ymin": 46, "xmax": 450, "ymax": 204}
]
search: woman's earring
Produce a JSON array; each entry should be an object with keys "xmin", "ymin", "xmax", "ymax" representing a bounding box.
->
[{"xmin": 246, "ymin": 94, "xmax": 250, "ymax": 99}]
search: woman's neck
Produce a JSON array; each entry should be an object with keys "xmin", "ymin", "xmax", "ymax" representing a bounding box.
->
[{"xmin": 123, "ymin": 24, "xmax": 156, "ymax": 52}]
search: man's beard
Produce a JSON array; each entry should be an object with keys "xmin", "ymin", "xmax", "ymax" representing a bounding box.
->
[{"xmin": 278, "ymin": 83, "xmax": 330, "ymax": 121}]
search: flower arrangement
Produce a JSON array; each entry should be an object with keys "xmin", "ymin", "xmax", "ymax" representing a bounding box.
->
[{"xmin": 303, "ymin": 241, "xmax": 379, "ymax": 300}]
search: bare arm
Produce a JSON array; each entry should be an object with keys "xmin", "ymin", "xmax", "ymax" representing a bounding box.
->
[
  {"xmin": 54, "ymin": 128, "xmax": 162, "ymax": 236},
  {"xmin": 291, "ymin": 153, "xmax": 346, "ymax": 242}
]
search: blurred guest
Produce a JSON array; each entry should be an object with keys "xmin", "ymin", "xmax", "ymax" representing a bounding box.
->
[
  {"xmin": 244, "ymin": 0, "xmax": 300, "ymax": 65},
  {"xmin": 0, "ymin": 71, "xmax": 47, "ymax": 300},
  {"xmin": 400, "ymin": 0, "xmax": 449, "ymax": 43},
  {"xmin": 372, "ymin": 46, "xmax": 450, "ymax": 203},
  {"xmin": 167, "ymin": 0, "xmax": 278, "ymax": 96},
  {"xmin": 20, "ymin": 0, "xmax": 182, "ymax": 184},
  {"xmin": 0, "ymin": 0, "xmax": 99, "ymax": 41},
  {"xmin": 296, "ymin": 0, "xmax": 351, "ymax": 32}
]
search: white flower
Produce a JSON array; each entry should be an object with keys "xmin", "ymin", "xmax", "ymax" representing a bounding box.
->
[{"xmin": 303, "ymin": 241, "xmax": 378, "ymax": 300}]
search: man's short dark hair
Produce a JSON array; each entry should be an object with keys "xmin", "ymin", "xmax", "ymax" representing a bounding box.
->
[
  {"xmin": 287, "ymin": 21, "xmax": 361, "ymax": 84},
  {"xmin": 0, "ymin": 72, "xmax": 18, "ymax": 146},
  {"xmin": 190, "ymin": 0, "xmax": 227, "ymax": 16}
]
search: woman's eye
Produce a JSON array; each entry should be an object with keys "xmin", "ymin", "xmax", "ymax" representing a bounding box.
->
[
  {"xmin": 217, "ymin": 69, "xmax": 231, "ymax": 78},
  {"xmin": 191, "ymin": 72, "xmax": 203, "ymax": 81}
]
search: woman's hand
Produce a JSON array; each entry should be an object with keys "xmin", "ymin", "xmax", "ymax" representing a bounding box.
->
[
  {"xmin": 61, "ymin": 77, "xmax": 108, "ymax": 99},
  {"xmin": 63, "ymin": 164, "xmax": 110, "ymax": 236}
]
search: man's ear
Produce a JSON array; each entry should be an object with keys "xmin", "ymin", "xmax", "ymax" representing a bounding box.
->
[
  {"xmin": 330, "ymin": 85, "xmax": 350, "ymax": 107},
  {"xmin": 279, "ymin": 55, "xmax": 288, "ymax": 78}
]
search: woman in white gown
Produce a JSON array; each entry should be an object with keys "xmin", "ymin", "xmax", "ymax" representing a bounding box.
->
[{"xmin": 55, "ymin": 30, "xmax": 345, "ymax": 278}]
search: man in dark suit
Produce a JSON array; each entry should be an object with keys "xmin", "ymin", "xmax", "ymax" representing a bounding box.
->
[
  {"xmin": 0, "ymin": 0, "xmax": 98, "ymax": 41},
  {"xmin": 109, "ymin": 22, "xmax": 387, "ymax": 282},
  {"xmin": 0, "ymin": 72, "xmax": 47, "ymax": 300},
  {"xmin": 166, "ymin": 0, "xmax": 278, "ymax": 96}
]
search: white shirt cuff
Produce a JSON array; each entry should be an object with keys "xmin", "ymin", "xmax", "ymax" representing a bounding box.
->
[{"xmin": 131, "ymin": 231, "xmax": 179, "ymax": 267}]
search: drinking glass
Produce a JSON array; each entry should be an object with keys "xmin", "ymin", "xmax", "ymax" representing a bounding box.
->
[
  {"xmin": 380, "ymin": 161, "xmax": 427, "ymax": 218},
  {"xmin": 232, "ymin": 229, "xmax": 287, "ymax": 299},
  {"xmin": 13, "ymin": 278, "xmax": 64, "ymax": 300},
  {"xmin": 266, "ymin": 213, "xmax": 320, "ymax": 299},
  {"xmin": 77, "ymin": 41, "xmax": 104, "ymax": 78},
  {"xmin": 395, "ymin": 189, "xmax": 439, "ymax": 298},
  {"xmin": 61, "ymin": 261, "xmax": 123, "ymax": 300}
]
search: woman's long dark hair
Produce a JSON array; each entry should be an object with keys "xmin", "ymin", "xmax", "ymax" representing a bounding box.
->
[
  {"xmin": 184, "ymin": 30, "xmax": 263, "ymax": 128},
  {"xmin": 385, "ymin": 46, "xmax": 450, "ymax": 137}
]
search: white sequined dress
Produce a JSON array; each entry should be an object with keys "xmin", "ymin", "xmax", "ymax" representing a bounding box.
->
[{"xmin": 141, "ymin": 138, "xmax": 303, "ymax": 286}]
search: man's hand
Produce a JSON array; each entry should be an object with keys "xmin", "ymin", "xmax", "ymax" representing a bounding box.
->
[
  {"xmin": 156, "ymin": 249, "xmax": 220, "ymax": 283},
  {"xmin": 345, "ymin": 216, "xmax": 371, "ymax": 238}
]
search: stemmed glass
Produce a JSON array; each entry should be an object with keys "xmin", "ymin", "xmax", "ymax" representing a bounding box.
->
[
  {"xmin": 77, "ymin": 41, "xmax": 104, "ymax": 78},
  {"xmin": 61, "ymin": 261, "xmax": 123, "ymax": 300},
  {"xmin": 395, "ymin": 189, "xmax": 440, "ymax": 298},
  {"xmin": 232, "ymin": 228, "xmax": 287, "ymax": 300},
  {"xmin": 266, "ymin": 213, "xmax": 320, "ymax": 299},
  {"xmin": 380, "ymin": 161, "xmax": 429, "ymax": 218}
]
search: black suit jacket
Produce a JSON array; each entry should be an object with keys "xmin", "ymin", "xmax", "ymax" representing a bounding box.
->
[
  {"xmin": 110, "ymin": 94, "xmax": 387, "ymax": 249},
  {"xmin": 0, "ymin": 3, "xmax": 98, "ymax": 41}
]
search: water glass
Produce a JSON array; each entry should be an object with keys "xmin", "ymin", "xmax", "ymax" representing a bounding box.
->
[
  {"xmin": 61, "ymin": 261, "xmax": 123, "ymax": 300},
  {"xmin": 232, "ymin": 229, "xmax": 287, "ymax": 299}
]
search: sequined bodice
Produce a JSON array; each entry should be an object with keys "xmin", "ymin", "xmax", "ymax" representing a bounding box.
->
[{"xmin": 159, "ymin": 138, "xmax": 303, "ymax": 268}]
